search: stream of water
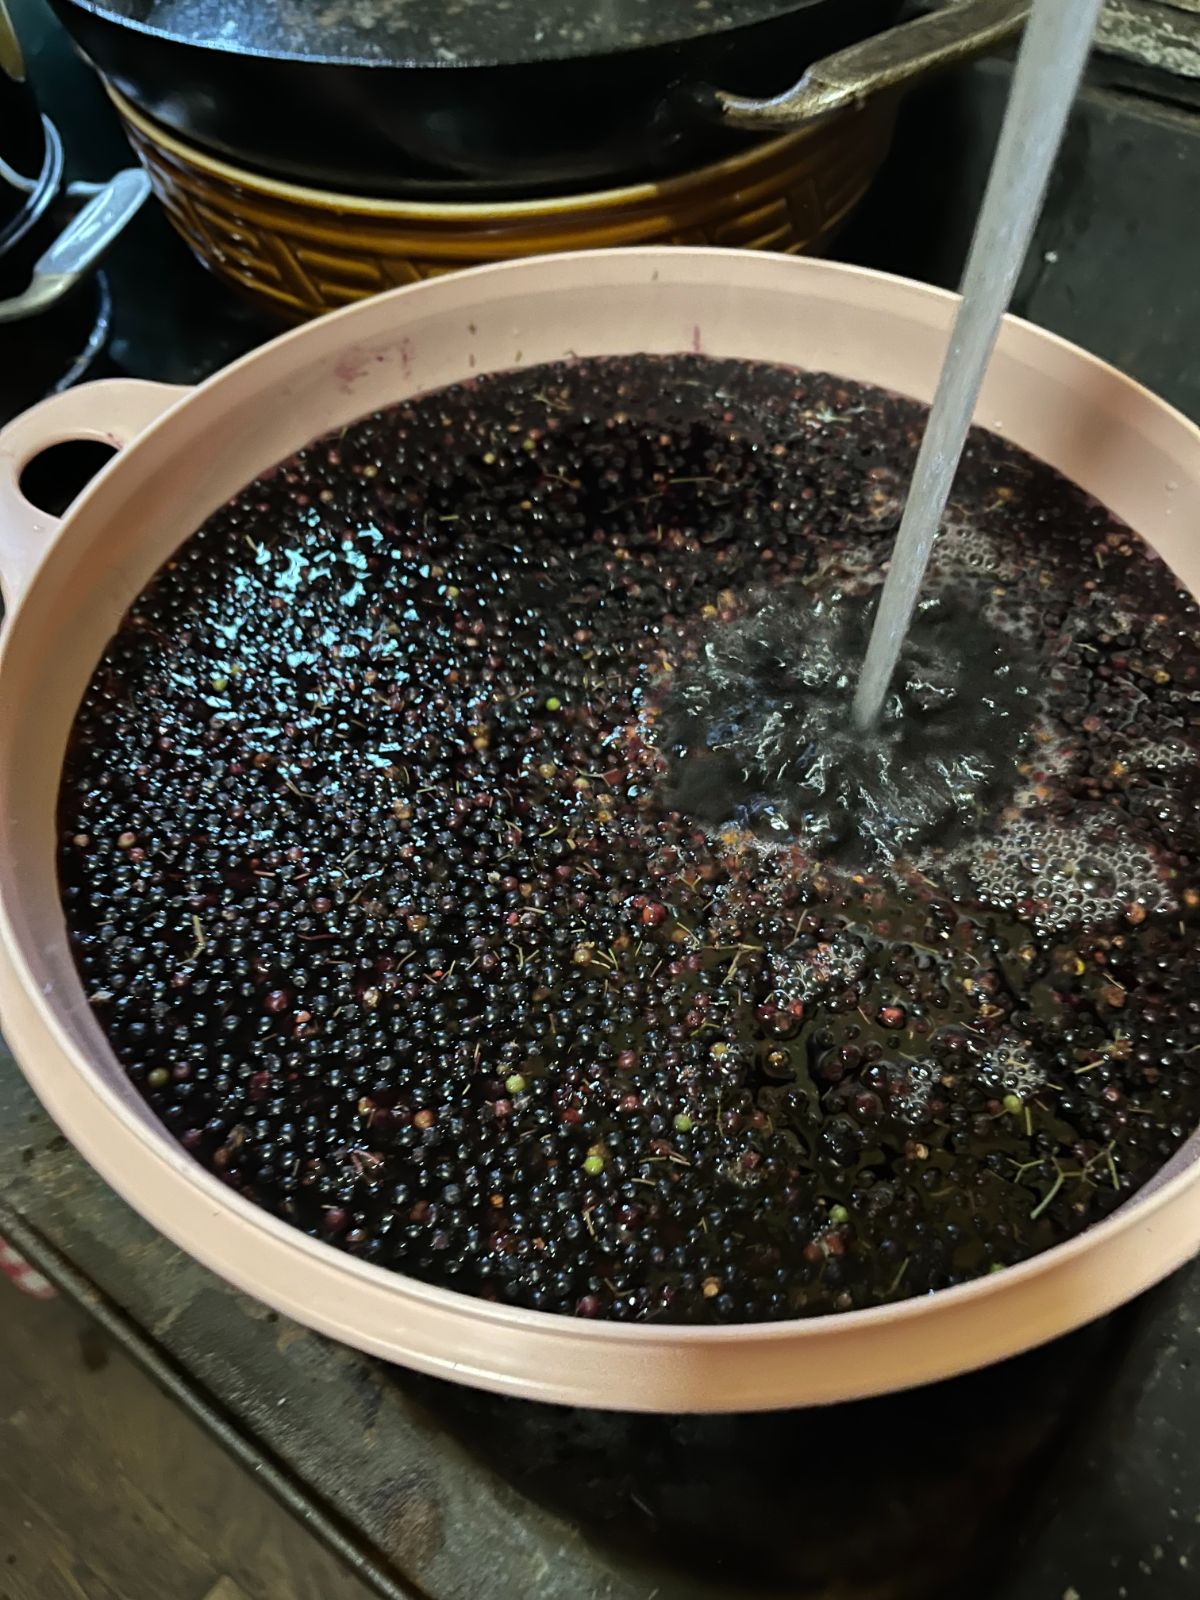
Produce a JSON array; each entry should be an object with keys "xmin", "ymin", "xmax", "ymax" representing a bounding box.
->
[{"xmin": 851, "ymin": 0, "xmax": 1106, "ymax": 731}]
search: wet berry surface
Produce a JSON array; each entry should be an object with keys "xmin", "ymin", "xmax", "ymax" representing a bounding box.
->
[{"xmin": 58, "ymin": 355, "xmax": 1200, "ymax": 1323}]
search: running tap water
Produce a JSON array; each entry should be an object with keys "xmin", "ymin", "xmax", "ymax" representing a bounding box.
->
[{"xmin": 851, "ymin": 0, "xmax": 1105, "ymax": 731}]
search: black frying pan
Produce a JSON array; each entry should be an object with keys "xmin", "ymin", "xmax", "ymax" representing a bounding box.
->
[{"xmin": 50, "ymin": 0, "xmax": 1027, "ymax": 197}]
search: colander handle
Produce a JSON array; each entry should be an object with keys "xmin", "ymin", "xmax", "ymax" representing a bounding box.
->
[{"xmin": 0, "ymin": 378, "xmax": 185, "ymax": 618}]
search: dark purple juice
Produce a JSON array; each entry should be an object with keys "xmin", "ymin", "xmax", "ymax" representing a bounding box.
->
[{"xmin": 57, "ymin": 354, "xmax": 1200, "ymax": 1323}]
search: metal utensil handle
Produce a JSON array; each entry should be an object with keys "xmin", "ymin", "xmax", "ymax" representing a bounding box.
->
[
  {"xmin": 0, "ymin": 378, "xmax": 185, "ymax": 617},
  {"xmin": 852, "ymin": 0, "xmax": 1106, "ymax": 728},
  {"xmin": 0, "ymin": 167, "xmax": 150, "ymax": 324},
  {"xmin": 718, "ymin": 0, "xmax": 1031, "ymax": 129},
  {"xmin": 38, "ymin": 166, "xmax": 149, "ymax": 277}
]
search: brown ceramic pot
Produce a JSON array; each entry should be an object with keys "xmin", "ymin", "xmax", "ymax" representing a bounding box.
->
[{"xmin": 107, "ymin": 82, "xmax": 897, "ymax": 322}]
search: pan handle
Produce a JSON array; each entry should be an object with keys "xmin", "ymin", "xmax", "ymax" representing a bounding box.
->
[
  {"xmin": 0, "ymin": 168, "xmax": 151, "ymax": 324},
  {"xmin": 0, "ymin": 378, "xmax": 186, "ymax": 618},
  {"xmin": 716, "ymin": 0, "xmax": 1031, "ymax": 130}
]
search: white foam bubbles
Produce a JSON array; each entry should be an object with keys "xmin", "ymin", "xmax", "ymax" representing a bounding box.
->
[
  {"xmin": 886, "ymin": 1055, "xmax": 941, "ymax": 1126},
  {"xmin": 932, "ymin": 517, "xmax": 1023, "ymax": 586},
  {"xmin": 942, "ymin": 810, "xmax": 1174, "ymax": 932},
  {"xmin": 1118, "ymin": 736, "xmax": 1196, "ymax": 775},
  {"xmin": 768, "ymin": 927, "xmax": 868, "ymax": 1007},
  {"xmin": 978, "ymin": 1032, "xmax": 1046, "ymax": 1096}
]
